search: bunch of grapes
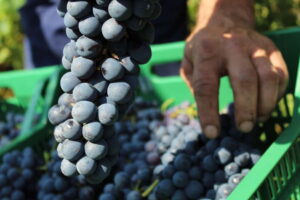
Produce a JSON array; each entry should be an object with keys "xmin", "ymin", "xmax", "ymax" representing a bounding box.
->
[
  {"xmin": 0, "ymin": 148, "xmax": 43, "ymax": 200},
  {"xmin": 96, "ymin": 100, "xmax": 204, "ymax": 200},
  {"xmin": 96, "ymin": 99, "xmax": 261, "ymax": 200},
  {"xmin": 48, "ymin": 0, "xmax": 161, "ymax": 183},
  {"xmin": 0, "ymin": 112, "xmax": 24, "ymax": 147},
  {"xmin": 37, "ymin": 152, "xmax": 98, "ymax": 200},
  {"xmin": 98, "ymin": 100, "xmax": 162, "ymax": 200},
  {"xmin": 151, "ymin": 112, "xmax": 262, "ymax": 200},
  {"xmin": 0, "ymin": 99, "xmax": 262, "ymax": 200}
]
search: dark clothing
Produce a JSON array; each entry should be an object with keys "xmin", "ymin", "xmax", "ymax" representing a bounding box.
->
[
  {"xmin": 20, "ymin": 0, "xmax": 67, "ymax": 68},
  {"xmin": 153, "ymin": 0, "xmax": 188, "ymax": 44},
  {"xmin": 20, "ymin": 0, "xmax": 188, "ymax": 68}
]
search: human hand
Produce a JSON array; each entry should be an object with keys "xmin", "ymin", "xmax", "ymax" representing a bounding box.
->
[{"xmin": 180, "ymin": 0, "xmax": 289, "ymax": 139}]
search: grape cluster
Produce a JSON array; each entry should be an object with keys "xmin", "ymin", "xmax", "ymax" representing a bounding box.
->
[
  {"xmin": 0, "ymin": 99, "xmax": 262, "ymax": 200},
  {"xmin": 99, "ymin": 100, "xmax": 162, "ymax": 200},
  {"xmin": 151, "ymin": 110, "xmax": 262, "ymax": 200},
  {"xmin": 0, "ymin": 148, "xmax": 42, "ymax": 200},
  {"xmin": 37, "ymin": 152, "xmax": 98, "ymax": 200},
  {"xmin": 48, "ymin": 0, "xmax": 161, "ymax": 183},
  {"xmin": 95, "ymin": 100, "xmax": 261, "ymax": 200},
  {"xmin": 0, "ymin": 112, "xmax": 24, "ymax": 147}
]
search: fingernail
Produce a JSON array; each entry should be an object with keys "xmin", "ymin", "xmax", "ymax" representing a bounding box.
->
[
  {"xmin": 204, "ymin": 125, "xmax": 218, "ymax": 139},
  {"xmin": 258, "ymin": 116, "xmax": 269, "ymax": 122},
  {"xmin": 239, "ymin": 121, "xmax": 254, "ymax": 133}
]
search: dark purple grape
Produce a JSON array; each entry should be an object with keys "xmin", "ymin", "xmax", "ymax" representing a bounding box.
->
[
  {"xmin": 60, "ymin": 72, "xmax": 81, "ymax": 93},
  {"xmin": 76, "ymin": 36, "xmax": 103, "ymax": 58},
  {"xmin": 48, "ymin": 104, "xmax": 71, "ymax": 125},
  {"xmin": 76, "ymin": 156, "xmax": 96, "ymax": 175},
  {"xmin": 102, "ymin": 18, "xmax": 125, "ymax": 41},
  {"xmin": 61, "ymin": 139, "xmax": 84, "ymax": 161},
  {"xmin": 61, "ymin": 119, "xmax": 82, "ymax": 140},
  {"xmin": 135, "ymin": 22, "xmax": 154, "ymax": 43},
  {"xmin": 107, "ymin": 82, "xmax": 133, "ymax": 104},
  {"xmin": 82, "ymin": 122, "xmax": 104, "ymax": 142},
  {"xmin": 155, "ymin": 179, "xmax": 175, "ymax": 199},
  {"xmin": 73, "ymin": 83, "xmax": 98, "ymax": 102},
  {"xmin": 58, "ymin": 93, "xmax": 76, "ymax": 106},
  {"xmin": 121, "ymin": 56, "xmax": 139, "ymax": 74},
  {"xmin": 62, "ymin": 56, "xmax": 71, "ymax": 70},
  {"xmin": 128, "ymin": 41, "xmax": 151, "ymax": 64},
  {"xmin": 133, "ymin": 0, "xmax": 154, "ymax": 18},
  {"xmin": 172, "ymin": 171, "xmax": 189, "ymax": 188},
  {"xmin": 71, "ymin": 101, "xmax": 97, "ymax": 123},
  {"xmin": 89, "ymin": 73, "xmax": 108, "ymax": 96},
  {"xmin": 71, "ymin": 56, "xmax": 96, "ymax": 79},
  {"xmin": 93, "ymin": 6, "xmax": 109, "ymax": 22},
  {"xmin": 202, "ymin": 155, "xmax": 218, "ymax": 172},
  {"xmin": 78, "ymin": 16, "xmax": 102, "ymax": 37},
  {"xmin": 98, "ymin": 103, "xmax": 119, "ymax": 125},
  {"xmin": 126, "ymin": 16, "xmax": 146, "ymax": 31},
  {"xmin": 184, "ymin": 180, "xmax": 204, "ymax": 199},
  {"xmin": 63, "ymin": 41, "xmax": 78, "ymax": 62},
  {"xmin": 67, "ymin": 1, "xmax": 91, "ymax": 18},
  {"xmin": 64, "ymin": 12, "xmax": 78, "ymax": 29},
  {"xmin": 66, "ymin": 27, "xmax": 81, "ymax": 40},
  {"xmin": 101, "ymin": 58, "xmax": 125, "ymax": 81},
  {"xmin": 85, "ymin": 140, "xmax": 108, "ymax": 160},
  {"xmin": 108, "ymin": 0, "xmax": 132, "ymax": 21}
]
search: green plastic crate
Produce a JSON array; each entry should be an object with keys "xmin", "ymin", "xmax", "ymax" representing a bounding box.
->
[
  {"xmin": 141, "ymin": 27, "xmax": 300, "ymax": 200},
  {"xmin": 2, "ymin": 28, "xmax": 300, "ymax": 200},
  {"xmin": 0, "ymin": 66, "xmax": 61, "ymax": 156}
]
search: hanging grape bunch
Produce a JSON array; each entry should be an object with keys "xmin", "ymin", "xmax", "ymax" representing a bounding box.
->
[{"xmin": 48, "ymin": 0, "xmax": 161, "ymax": 184}]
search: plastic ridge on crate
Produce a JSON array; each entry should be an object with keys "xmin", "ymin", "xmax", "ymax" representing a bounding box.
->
[
  {"xmin": 0, "ymin": 66, "xmax": 62, "ymax": 157},
  {"xmin": 140, "ymin": 27, "xmax": 300, "ymax": 200}
]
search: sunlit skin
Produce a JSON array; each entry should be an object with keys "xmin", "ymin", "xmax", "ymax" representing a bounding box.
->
[{"xmin": 181, "ymin": 0, "xmax": 289, "ymax": 138}]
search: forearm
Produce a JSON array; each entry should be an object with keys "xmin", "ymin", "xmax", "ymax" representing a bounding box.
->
[{"xmin": 196, "ymin": 0, "xmax": 255, "ymax": 29}]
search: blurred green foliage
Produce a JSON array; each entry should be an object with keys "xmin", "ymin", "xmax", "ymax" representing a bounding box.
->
[
  {"xmin": 0, "ymin": 0, "xmax": 300, "ymax": 71},
  {"xmin": 0, "ymin": 0, "xmax": 24, "ymax": 71},
  {"xmin": 187, "ymin": 0, "xmax": 300, "ymax": 31}
]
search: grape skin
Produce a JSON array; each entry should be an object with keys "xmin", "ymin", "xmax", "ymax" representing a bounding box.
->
[
  {"xmin": 101, "ymin": 58, "xmax": 125, "ymax": 81},
  {"xmin": 76, "ymin": 36, "xmax": 103, "ymax": 58},
  {"xmin": 78, "ymin": 16, "xmax": 102, "ymax": 37},
  {"xmin": 101, "ymin": 18, "xmax": 125, "ymax": 42},
  {"xmin": 67, "ymin": 1, "xmax": 91, "ymax": 19},
  {"xmin": 108, "ymin": 0, "xmax": 132, "ymax": 21},
  {"xmin": 60, "ymin": 72, "xmax": 81, "ymax": 93}
]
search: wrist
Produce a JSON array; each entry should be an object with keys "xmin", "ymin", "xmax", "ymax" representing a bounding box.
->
[{"xmin": 196, "ymin": 0, "xmax": 255, "ymax": 30}]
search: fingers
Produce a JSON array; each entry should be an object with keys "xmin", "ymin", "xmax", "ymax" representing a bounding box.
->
[
  {"xmin": 269, "ymin": 50, "xmax": 289, "ymax": 98},
  {"xmin": 252, "ymin": 52, "xmax": 279, "ymax": 122},
  {"xmin": 227, "ymin": 51, "xmax": 258, "ymax": 133},
  {"xmin": 191, "ymin": 59, "xmax": 220, "ymax": 139},
  {"xmin": 181, "ymin": 42, "xmax": 221, "ymax": 139},
  {"xmin": 180, "ymin": 53, "xmax": 193, "ymax": 90}
]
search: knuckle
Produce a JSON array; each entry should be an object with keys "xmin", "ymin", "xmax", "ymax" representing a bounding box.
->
[
  {"xmin": 223, "ymin": 32, "xmax": 244, "ymax": 46},
  {"xmin": 195, "ymin": 33, "xmax": 219, "ymax": 60},
  {"xmin": 234, "ymin": 70, "xmax": 257, "ymax": 86},
  {"xmin": 252, "ymin": 48, "xmax": 267, "ymax": 58},
  {"xmin": 260, "ymin": 67, "xmax": 278, "ymax": 83},
  {"xmin": 192, "ymin": 78, "xmax": 217, "ymax": 97},
  {"xmin": 264, "ymin": 37, "xmax": 277, "ymax": 49}
]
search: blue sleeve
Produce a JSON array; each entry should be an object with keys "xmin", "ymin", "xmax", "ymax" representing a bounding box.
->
[
  {"xmin": 36, "ymin": 1, "xmax": 68, "ymax": 58},
  {"xmin": 20, "ymin": 0, "xmax": 68, "ymax": 67}
]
